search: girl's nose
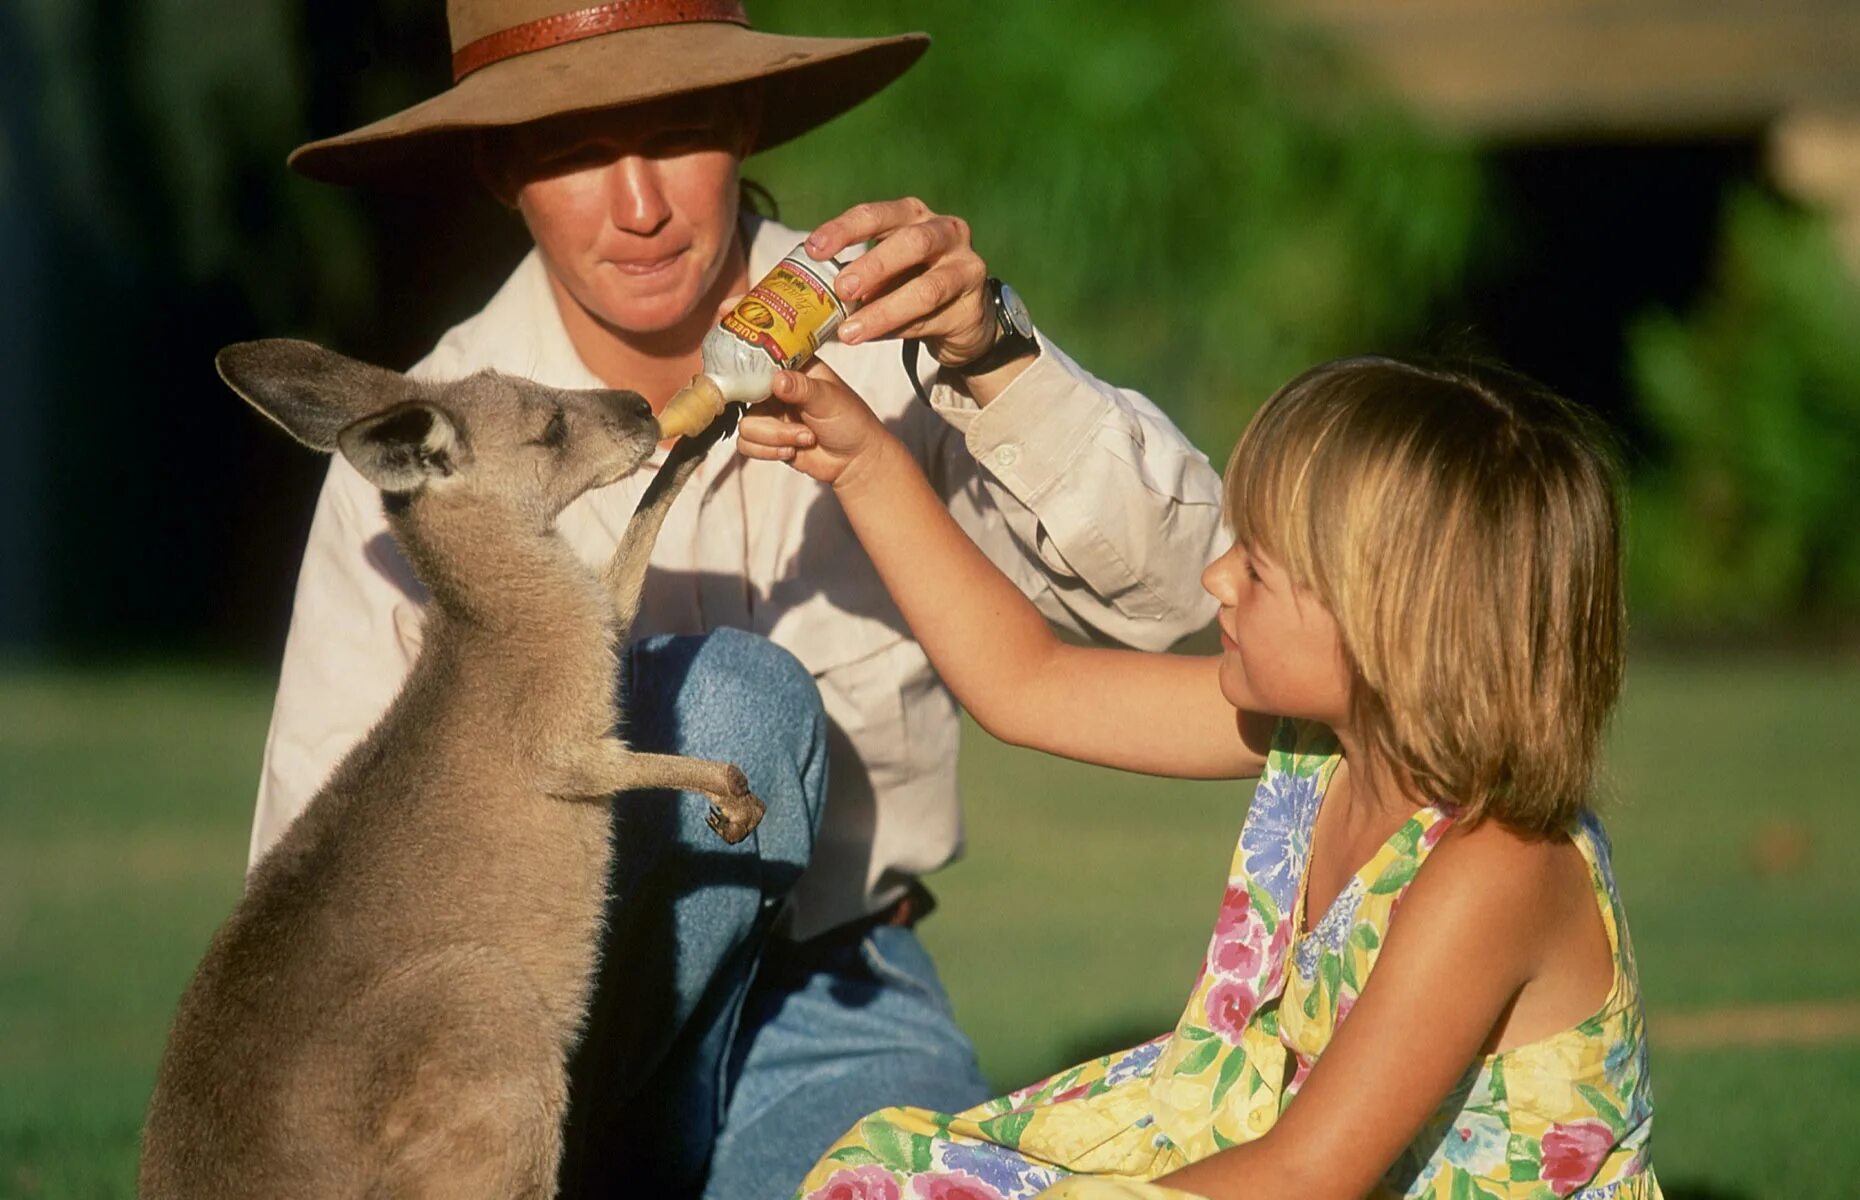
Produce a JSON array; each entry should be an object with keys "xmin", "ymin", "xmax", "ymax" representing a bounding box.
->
[
  {"xmin": 606, "ymin": 156, "xmax": 671, "ymax": 237},
  {"xmin": 1201, "ymin": 548, "xmax": 1238, "ymax": 605}
]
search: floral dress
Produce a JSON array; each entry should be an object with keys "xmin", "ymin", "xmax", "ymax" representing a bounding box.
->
[{"xmin": 796, "ymin": 721, "xmax": 1660, "ymax": 1200}]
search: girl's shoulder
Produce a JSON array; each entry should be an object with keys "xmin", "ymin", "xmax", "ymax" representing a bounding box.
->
[{"xmin": 1419, "ymin": 815, "xmax": 1602, "ymax": 936}]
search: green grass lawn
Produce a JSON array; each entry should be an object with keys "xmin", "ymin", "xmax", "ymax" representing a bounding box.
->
[{"xmin": 1, "ymin": 656, "xmax": 1856, "ymax": 1198}]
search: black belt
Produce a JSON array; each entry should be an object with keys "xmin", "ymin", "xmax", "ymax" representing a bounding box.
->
[{"xmin": 771, "ymin": 880, "xmax": 938, "ymax": 966}]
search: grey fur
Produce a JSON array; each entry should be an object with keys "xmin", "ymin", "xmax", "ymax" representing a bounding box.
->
[{"xmin": 138, "ymin": 339, "xmax": 763, "ymax": 1198}]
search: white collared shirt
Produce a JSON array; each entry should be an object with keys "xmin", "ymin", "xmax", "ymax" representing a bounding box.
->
[{"xmin": 249, "ymin": 216, "xmax": 1225, "ymax": 938}]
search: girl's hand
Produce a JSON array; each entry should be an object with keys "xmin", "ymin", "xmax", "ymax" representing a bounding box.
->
[{"xmin": 735, "ymin": 360, "xmax": 895, "ymax": 491}]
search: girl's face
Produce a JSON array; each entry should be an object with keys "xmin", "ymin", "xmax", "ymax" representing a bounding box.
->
[{"xmin": 1201, "ymin": 541, "xmax": 1354, "ymax": 725}]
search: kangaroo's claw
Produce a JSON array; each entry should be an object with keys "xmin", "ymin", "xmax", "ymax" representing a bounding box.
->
[{"xmin": 705, "ymin": 767, "xmax": 766, "ymax": 845}]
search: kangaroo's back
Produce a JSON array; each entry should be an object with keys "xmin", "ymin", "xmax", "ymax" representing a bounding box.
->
[{"xmin": 139, "ymin": 341, "xmax": 761, "ymax": 1199}]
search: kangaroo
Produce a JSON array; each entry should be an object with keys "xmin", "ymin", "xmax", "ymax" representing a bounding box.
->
[{"xmin": 138, "ymin": 338, "xmax": 764, "ymax": 1199}]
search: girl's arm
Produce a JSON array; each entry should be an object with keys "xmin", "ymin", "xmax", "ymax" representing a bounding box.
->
[
  {"xmin": 740, "ymin": 362, "xmax": 1265, "ymax": 780},
  {"xmin": 1155, "ymin": 825, "xmax": 1572, "ymax": 1200}
]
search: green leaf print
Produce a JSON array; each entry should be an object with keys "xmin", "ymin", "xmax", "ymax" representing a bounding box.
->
[
  {"xmin": 1320, "ymin": 951, "xmax": 1343, "ymax": 1002},
  {"xmin": 1246, "ymin": 878, "xmax": 1279, "ymax": 933},
  {"xmin": 1210, "ymin": 1041, "xmax": 1248, "ymax": 1108},
  {"xmin": 1180, "ymin": 1024, "xmax": 1215, "ymax": 1042},
  {"xmin": 1576, "ymin": 1083, "xmax": 1628, "ymax": 1131},
  {"xmin": 1348, "ymin": 923, "xmax": 1380, "ymax": 954},
  {"xmin": 979, "ymin": 1109, "xmax": 1037, "ymax": 1149},
  {"xmin": 1450, "ymin": 1169, "xmax": 1476, "ymax": 1200},
  {"xmin": 866, "ymin": 1121, "xmax": 913, "ymax": 1172},
  {"xmin": 829, "ymin": 1146, "xmax": 883, "ymax": 1168},
  {"xmin": 909, "ymin": 1132, "xmax": 935, "ymax": 1174},
  {"xmin": 1176, "ymin": 1037, "xmax": 1222, "ymax": 1077},
  {"xmin": 1340, "ymin": 946, "xmax": 1360, "ymax": 992},
  {"xmin": 1369, "ymin": 856, "xmax": 1420, "ymax": 894},
  {"xmin": 1509, "ymin": 1112, "xmax": 1542, "ymax": 1182},
  {"xmin": 1212, "ymin": 1126, "xmax": 1237, "ymax": 1151}
]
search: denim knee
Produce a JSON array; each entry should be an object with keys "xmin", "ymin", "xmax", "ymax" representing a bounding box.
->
[{"xmin": 645, "ymin": 629, "xmax": 829, "ymax": 846}]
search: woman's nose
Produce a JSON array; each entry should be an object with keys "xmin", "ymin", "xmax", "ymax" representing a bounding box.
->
[{"xmin": 605, "ymin": 156, "xmax": 671, "ymax": 236}]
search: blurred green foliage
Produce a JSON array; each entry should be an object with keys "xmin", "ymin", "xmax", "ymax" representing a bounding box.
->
[
  {"xmin": 1628, "ymin": 190, "xmax": 1860, "ymax": 631},
  {"xmin": 752, "ymin": 2, "xmax": 1482, "ymax": 457},
  {"xmin": 10, "ymin": 0, "xmax": 1860, "ymax": 639}
]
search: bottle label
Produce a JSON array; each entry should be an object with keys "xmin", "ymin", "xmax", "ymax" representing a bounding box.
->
[{"xmin": 720, "ymin": 253, "xmax": 846, "ymax": 370}]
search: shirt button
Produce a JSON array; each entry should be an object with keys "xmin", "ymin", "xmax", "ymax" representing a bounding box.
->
[{"xmin": 993, "ymin": 443, "xmax": 1022, "ymax": 469}]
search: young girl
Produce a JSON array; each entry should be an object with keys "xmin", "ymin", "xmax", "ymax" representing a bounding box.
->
[{"xmin": 736, "ymin": 354, "xmax": 1658, "ymax": 1200}]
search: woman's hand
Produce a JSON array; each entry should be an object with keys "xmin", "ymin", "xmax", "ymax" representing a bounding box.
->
[
  {"xmin": 735, "ymin": 359, "xmax": 897, "ymax": 492},
  {"xmin": 805, "ymin": 197, "xmax": 997, "ymax": 368}
]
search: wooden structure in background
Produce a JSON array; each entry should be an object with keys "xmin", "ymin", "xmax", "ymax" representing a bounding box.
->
[{"xmin": 1270, "ymin": 0, "xmax": 1860, "ymax": 266}]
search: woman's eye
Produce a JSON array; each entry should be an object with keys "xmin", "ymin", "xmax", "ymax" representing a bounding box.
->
[
  {"xmin": 649, "ymin": 127, "xmax": 719, "ymax": 155},
  {"xmin": 536, "ymin": 141, "xmax": 612, "ymax": 171}
]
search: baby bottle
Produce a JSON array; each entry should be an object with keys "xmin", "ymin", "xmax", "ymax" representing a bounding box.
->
[{"xmin": 657, "ymin": 244, "xmax": 855, "ymax": 439}]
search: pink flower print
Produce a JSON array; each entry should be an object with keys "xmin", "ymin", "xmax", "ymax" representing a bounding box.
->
[
  {"xmin": 1286, "ymin": 1052, "xmax": 1315, "ymax": 1096},
  {"xmin": 1540, "ymin": 1118, "xmax": 1618, "ymax": 1196},
  {"xmin": 810, "ymin": 1165, "xmax": 902, "ymax": 1200},
  {"xmin": 911, "ymin": 1172, "xmax": 1009, "ymax": 1200},
  {"xmin": 1204, "ymin": 976, "xmax": 1259, "ymax": 1042},
  {"xmin": 1210, "ymin": 915, "xmax": 1267, "ymax": 978},
  {"xmin": 1334, "ymin": 988, "xmax": 1357, "ymax": 1028}
]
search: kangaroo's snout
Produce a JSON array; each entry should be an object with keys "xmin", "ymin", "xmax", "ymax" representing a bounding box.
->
[{"xmin": 599, "ymin": 390, "xmax": 654, "ymax": 425}]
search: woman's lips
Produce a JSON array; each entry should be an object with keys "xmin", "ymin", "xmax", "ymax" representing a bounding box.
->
[{"xmin": 607, "ymin": 249, "xmax": 684, "ymax": 276}]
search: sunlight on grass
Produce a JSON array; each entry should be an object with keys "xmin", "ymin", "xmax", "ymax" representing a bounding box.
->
[{"xmin": 1, "ymin": 656, "xmax": 1854, "ymax": 1197}]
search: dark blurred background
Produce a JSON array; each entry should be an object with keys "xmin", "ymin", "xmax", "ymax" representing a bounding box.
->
[
  {"xmin": 4, "ymin": 3, "xmax": 1858, "ymax": 1198},
  {"xmin": 4, "ymin": 0, "xmax": 1858, "ymax": 663}
]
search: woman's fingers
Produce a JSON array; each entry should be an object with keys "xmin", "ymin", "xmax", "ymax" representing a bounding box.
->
[
  {"xmin": 806, "ymin": 198, "xmax": 994, "ymax": 365},
  {"xmin": 839, "ymin": 262, "xmax": 987, "ymax": 347},
  {"xmin": 832, "ymin": 216, "xmax": 973, "ymax": 305},
  {"xmin": 804, "ymin": 196, "xmax": 934, "ymax": 261}
]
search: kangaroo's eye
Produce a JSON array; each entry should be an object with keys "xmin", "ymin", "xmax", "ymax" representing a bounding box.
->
[{"xmin": 535, "ymin": 410, "xmax": 568, "ymax": 450}]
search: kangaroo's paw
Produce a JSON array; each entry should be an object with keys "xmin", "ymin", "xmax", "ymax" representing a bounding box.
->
[{"xmin": 705, "ymin": 766, "xmax": 767, "ymax": 845}]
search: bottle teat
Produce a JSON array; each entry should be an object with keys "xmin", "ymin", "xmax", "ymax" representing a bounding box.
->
[{"xmin": 657, "ymin": 375, "xmax": 727, "ymax": 440}]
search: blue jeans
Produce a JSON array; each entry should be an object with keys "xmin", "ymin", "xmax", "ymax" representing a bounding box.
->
[{"xmin": 556, "ymin": 630, "xmax": 991, "ymax": 1200}]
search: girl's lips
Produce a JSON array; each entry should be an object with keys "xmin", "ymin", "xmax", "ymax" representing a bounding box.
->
[{"xmin": 1218, "ymin": 626, "xmax": 1238, "ymax": 652}]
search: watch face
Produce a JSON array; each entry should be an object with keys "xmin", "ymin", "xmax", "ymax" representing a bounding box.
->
[{"xmin": 997, "ymin": 281, "xmax": 1034, "ymax": 340}]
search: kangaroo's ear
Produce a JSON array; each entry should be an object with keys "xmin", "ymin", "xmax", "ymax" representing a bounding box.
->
[
  {"xmin": 336, "ymin": 402, "xmax": 466, "ymax": 494},
  {"xmin": 216, "ymin": 338, "xmax": 414, "ymax": 451}
]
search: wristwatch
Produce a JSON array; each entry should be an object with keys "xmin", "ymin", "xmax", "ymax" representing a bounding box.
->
[
  {"xmin": 901, "ymin": 277, "xmax": 1038, "ymax": 404},
  {"xmin": 953, "ymin": 277, "xmax": 1037, "ymax": 374}
]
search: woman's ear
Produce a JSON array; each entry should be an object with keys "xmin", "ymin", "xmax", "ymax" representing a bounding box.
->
[{"xmin": 730, "ymin": 82, "xmax": 765, "ymax": 160}]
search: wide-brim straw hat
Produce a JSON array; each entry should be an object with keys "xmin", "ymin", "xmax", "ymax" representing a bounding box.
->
[{"xmin": 289, "ymin": 0, "xmax": 929, "ymax": 187}]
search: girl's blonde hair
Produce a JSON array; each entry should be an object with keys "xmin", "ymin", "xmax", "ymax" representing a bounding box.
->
[{"xmin": 1226, "ymin": 357, "xmax": 1626, "ymax": 835}]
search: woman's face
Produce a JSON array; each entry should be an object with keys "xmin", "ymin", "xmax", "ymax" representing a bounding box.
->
[
  {"xmin": 500, "ymin": 93, "xmax": 750, "ymax": 335},
  {"xmin": 1200, "ymin": 540, "xmax": 1354, "ymax": 725}
]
